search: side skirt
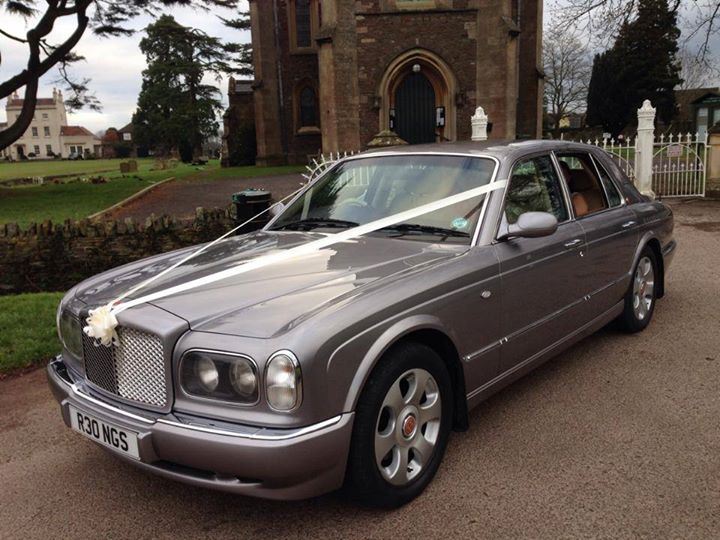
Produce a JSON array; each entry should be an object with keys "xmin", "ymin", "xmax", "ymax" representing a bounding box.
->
[{"xmin": 465, "ymin": 300, "xmax": 624, "ymax": 411}]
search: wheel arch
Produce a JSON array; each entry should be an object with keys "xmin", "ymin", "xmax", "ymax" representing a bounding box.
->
[
  {"xmin": 342, "ymin": 315, "xmax": 469, "ymax": 432},
  {"xmin": 632, "ymin": 232, "xmax": 664, "ymax": 298}
]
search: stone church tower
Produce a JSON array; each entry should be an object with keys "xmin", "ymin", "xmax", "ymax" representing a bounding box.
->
[{"xmin": 244, "ymin": 0, "xmax": 543, "ymax": 165}]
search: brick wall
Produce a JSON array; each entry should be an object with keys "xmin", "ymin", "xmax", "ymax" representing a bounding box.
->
[
  {"xmin": 0, "ymin": 210, "xmax": 236, "ymax": 295},
  {"xmin": 355, "ymin": 7, "xmax": 478, "ymax": 146}
]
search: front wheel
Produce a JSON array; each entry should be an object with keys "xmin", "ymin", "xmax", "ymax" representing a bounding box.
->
[
  {"xmin": 618, "ymin": 248, "xmax": 658, "ymax": 332},
  {"xmin": 345, "ymin": 342, "xmax": 453, "ymax": 508}
]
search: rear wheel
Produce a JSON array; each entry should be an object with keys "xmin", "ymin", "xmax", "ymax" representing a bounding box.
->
[
  {"xmin": 618, "ymin": 248, "xmax": 658, "ymax": 332},
  {"xmin": 345, "ymin": 342, "xmax": 453, "ymax": 508}
]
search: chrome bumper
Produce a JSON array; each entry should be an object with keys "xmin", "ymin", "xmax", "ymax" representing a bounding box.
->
[{"xmin": 47, "ymin": 357, "xmax": 354, "ymax": 500}]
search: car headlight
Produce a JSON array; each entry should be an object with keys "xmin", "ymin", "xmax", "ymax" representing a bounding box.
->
[
  {"xmin": 265, "ymin": 351, "xmax": 302, "ymax": 411},
  {"xmin": 180, "ymin": 351, "xmax": 258, "ymax": 404},
  {"xmin": 57, "ymin": 307, "xmax": 83, "ymax": 359}
]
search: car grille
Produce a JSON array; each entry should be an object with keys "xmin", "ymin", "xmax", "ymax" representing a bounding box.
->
[{"xmin": 82, "ymin": 327, "xmax": 167, "ymax": 408}]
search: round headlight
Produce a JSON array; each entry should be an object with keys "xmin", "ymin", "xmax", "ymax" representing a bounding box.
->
[
  {"xmin": 58, "ymin": 309, "xmax": 83, "ymax": 359},
  {"xmin": 180, "ymin": 351, "xmax": 258, "ymax": 403},
  {"xmin": 195, "ymin": 356, "xmax": 219, "ymax": 392},
  {"xmin": 265, "ymin": 352, "xmax": 301, "ymax": 411},
  {"xmin": 230, "ymin": 360, "xmax": 257, "ymax": 399}
]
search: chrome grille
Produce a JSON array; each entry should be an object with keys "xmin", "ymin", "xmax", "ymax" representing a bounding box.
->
[{"xmin": 82, "ymin": 327, "xmax": 167, "ymax": 408}]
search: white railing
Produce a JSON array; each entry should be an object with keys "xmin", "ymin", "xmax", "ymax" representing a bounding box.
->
[{"xmin": 651, "ymin": 132, "xmax": 708, "ymax": 197}]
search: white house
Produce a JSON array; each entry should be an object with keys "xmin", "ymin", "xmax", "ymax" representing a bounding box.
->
[{"xmin": 3, "ymin": 89, "xmax": 101, "ymax": 160}]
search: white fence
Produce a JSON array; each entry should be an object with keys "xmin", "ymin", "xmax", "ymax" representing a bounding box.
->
[{"xmin": 565, "ymin": 100, "xmax": 708, "ymax": 198}]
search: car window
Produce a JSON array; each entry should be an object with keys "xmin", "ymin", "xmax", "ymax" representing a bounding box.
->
[
  {"xmin": 504, "ymin": 155, "xmax": 569, "ymax": 225},
  {"xmin": 591, "ymin": 156, "xmax": 623, "ymax": 207},
  {"xmin": 271, "ymin": 155, "xmax": 497, "ymax": 244},
  {"xmin": 556, "ymin": 153, "xmax": 609, "ymax": 217}
]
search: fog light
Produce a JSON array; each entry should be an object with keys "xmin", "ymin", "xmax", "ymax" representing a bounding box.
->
[
  {"xmin": 195, "ymin": 356, "xmax": 219, "ymax": 392},
  {"xmin": 266, "ymin": 351, "xmax": 301, "ymax": 411}
]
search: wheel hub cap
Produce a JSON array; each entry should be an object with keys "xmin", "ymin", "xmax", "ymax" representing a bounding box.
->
[
  {"xmin": 401, "ymin": 413, "xmax": 417, "ymax": 439},
  {"xmin": 374, "ymin": 368, "xmax": 442, "ymax": 486}
]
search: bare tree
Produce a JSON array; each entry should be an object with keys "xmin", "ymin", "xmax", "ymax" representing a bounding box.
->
[
  {"xmin": 0, "ymin": 0, "xmax": 239, "ymax": 152},
  {"xmin": 543, "ymin": 24, "xmax": 592, "ymax": 136},
  {"xmin": 551, "ymin": 0, "xmax": 718, "ymax": 63},
  {"xmin": 677, "ymin": 46, "xmax": 717, "ymax": 89}
]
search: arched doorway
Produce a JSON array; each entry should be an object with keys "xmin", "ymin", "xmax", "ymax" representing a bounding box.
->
[
  {"xmin": 377, "ymin": 49, "xmax": 458, "ymax": 143},
  {"xmin": 394, "ymin": 71, "xmax": 436, "ymax": 144}
]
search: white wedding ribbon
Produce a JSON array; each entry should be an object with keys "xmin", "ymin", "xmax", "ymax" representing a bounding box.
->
[{"xmin": 83, "ymin": 179, "xmax": 507, "ymax": 346}]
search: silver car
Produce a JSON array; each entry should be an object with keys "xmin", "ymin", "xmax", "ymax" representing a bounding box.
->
[{"xmin": 48, "ymin": 140, "xmax": 676, "ymax": 507}]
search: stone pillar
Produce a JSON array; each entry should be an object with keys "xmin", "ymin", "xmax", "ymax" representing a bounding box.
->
[
  {"xmin": 635, "ymin": 100, "xmax": 656, "ymax": 199},
  {"xmin": 471, "ymin": 107, "xmax": 489, "ymax": 141},
  {"xmin": 707, "ymin": 124, "xmax": 720, "ymax": 197},
  {"xmin": 317, "ymin": 0, "xmax": 362, "ymax": 154},
  {"xmin": 248, "ymin": 0, "xmax": 285, "ymax": 166},
  {"xmin": 474, "ymin": 0, "xmax": 518, "ymax": 140}
]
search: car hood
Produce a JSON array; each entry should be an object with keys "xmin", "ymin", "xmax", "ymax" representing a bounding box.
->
[{"xmin": 73, "ymin": 230, "xmax": 466, "ymax": 338}]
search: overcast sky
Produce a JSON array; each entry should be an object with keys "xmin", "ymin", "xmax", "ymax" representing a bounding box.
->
[
  {"xmin": 1, "ymin": 1, "xmax": 717, "ymax": 133},
  {"xmin": 0, "ymin": 1, "xmax": 249, "ymax": 132}
]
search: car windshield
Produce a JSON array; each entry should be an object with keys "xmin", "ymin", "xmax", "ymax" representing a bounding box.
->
[{"xmin": 270, "ymin": 155, "xmax": 496, "ymax": 243}]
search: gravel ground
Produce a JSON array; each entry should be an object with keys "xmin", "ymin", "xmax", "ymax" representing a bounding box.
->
[
  {"xmin": 105, "ymin": 173, "xmax": 306, "ymax": 222},
  {"xmin": 1, "ymin": 198, "xmax": 718, "ymax": 539}
]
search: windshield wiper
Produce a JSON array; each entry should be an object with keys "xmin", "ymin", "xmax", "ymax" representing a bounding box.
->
[
  {"xmin": 274, "ymin": 218, "xmax": 360, "ymax": 231},
  {"xmin": 378, "ymin": 223, "xmax": 470, "ymax": 238}
]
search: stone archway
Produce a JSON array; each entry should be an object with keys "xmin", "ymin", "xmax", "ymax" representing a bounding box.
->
[{"xmin": 378, "ymin": 49, "xmax": 458, "ymax": 143}]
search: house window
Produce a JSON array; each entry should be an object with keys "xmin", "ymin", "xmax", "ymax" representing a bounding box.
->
[
  {"xmin": 297, "ymin": 85, "xmax": 319, "ymax": 131},
  {"xmin": 42, "ymin": 113, "xmax": 48, "ymax": 119},
  {"xmin": 31, "ymin": 127, "xmax": 38, "ymax": 137},
  {"xmin": 289, "ymin": 0, "xmax": 318, "ymax": 53},
  {"xmin": 122, "ymin": 132, "xmax": 132, "ymax": 141},
  {"xmin": 33, "ymin": 145, "xmax": 40, "ymax": 155},
  {"xmin": 44, "ymin": 126, "xmax": 50, "ymax": 137},
  {"xmin": 46, "ymin": 145, "xmax": 53, "ymax": 156}
]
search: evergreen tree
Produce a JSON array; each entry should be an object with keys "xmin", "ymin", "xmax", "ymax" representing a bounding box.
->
[
  {"xmin": 586, "ymin": 0, "xmax": 682, "ymax": 136},
  {"xmin": 132, "ymin": 15, "xmax": 238, "ymax": 159}
]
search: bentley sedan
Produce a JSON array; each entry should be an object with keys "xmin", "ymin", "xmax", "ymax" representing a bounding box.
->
[{"xmin": 49, "ymin": 140, "xmax": 675, "ymax": 507}]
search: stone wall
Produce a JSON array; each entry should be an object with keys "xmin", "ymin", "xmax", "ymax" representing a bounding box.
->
[{"xmin": 0, "ymin": 209, "xmax": 236, "ymax": 295}]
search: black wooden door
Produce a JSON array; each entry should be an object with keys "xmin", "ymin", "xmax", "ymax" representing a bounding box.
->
[{"xmin": 394, "ymin": 72, "xmax": 436, "ymax": 144}]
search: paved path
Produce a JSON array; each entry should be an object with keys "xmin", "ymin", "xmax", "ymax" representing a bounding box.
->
[
  {"xmin": 105, "ymin": 173, "xmax": 305, "ymax": 222},
  {"xmin": 1, "ymin": 199, "xmax": 719, "ymax": 539}
]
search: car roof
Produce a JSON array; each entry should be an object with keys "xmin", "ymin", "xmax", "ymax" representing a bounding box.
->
[{"xmin": 358, "ymin": 139, "xmax": 603, "ymax": 161}]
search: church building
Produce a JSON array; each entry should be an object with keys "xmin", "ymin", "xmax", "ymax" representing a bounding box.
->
[{"xmin": 235, "ymin": 0, "xmax": 543, "ymax": 165}]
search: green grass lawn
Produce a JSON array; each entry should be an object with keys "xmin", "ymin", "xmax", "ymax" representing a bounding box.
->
[
  {"xmin": 0, "ymin": 160, "xmax": 306, "ymax": 227},
  {"xmin": 0, "ymin": 292, "xmax": 63, "ymax": 375},
  {"xmin": 0, "ymin": 160, "xmax": 215, "ymax": 227},
  {"xmin": 0, "ymin": 158, "xmax": 155, "ymax": 181}
]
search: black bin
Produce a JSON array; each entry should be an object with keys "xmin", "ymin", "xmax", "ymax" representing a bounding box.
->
[{"xmin": 232, "ymin": 189, "xmax": 272, "ymax": 233}]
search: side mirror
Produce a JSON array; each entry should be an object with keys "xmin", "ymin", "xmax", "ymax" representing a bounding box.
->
[
  {"xmin": 269, "ymin": 202, "xmax": 285, "ymax": 217},
  {"xmin": 499, "ymin": 211, "xmax": 558, "ymax": 240}
]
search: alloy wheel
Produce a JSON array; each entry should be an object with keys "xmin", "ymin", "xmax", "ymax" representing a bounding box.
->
[
  {"xmin": 632, "ymin": 256, "xmax": 655, "ymax": 321},
  {"xmin": 374, "ymin": 368, "xmax": 442, "ymax": 486}
]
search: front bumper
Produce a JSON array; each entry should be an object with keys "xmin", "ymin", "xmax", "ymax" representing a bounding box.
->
[{"xmin": 47, "ymin": 357, "xmax": 354, "ymax": 500}]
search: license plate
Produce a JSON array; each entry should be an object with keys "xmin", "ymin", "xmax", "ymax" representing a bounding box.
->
[{"xmin": 69, "ymin": 405, "xmax": 140, "ymax": 460}]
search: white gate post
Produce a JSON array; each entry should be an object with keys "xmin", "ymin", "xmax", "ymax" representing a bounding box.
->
[
  {"xmin": 636, "ymin": 100, "xmax": 656, "ymax": 198},
  {"xmin": 471, "ymin": 107, "xmax": 488, "ymax": 141}
]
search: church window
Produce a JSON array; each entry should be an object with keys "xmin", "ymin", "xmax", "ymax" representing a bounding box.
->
[
  {"xmin": 289, "ymin": 0, "xmax": 318, "ymax": 53},
  {"xmin": 299, "ymin": 86, "xmax": 319, "ymax": 129}
]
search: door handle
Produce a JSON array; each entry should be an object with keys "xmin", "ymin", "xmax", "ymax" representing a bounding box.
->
[
  {"xmin": 621, "ymin": 220, "xmax": 637, "ymax": 229},
  {"xmin": 564, "ymin": 238, "xmax": 582, "ymax": 248}
]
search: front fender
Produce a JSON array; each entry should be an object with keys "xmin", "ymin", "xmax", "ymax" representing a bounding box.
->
[{"xmin": 326, "ymin": 314, "xmax": 455, "ymax": 413}]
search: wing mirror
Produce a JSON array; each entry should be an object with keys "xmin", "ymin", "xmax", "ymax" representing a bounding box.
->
[
  {"xmin": 269, "ymin": 202, "xmax": 285, "ymax": 217},
  {"xmin": 498, "ymin": 211, "xmax": 558, "ymax": 240}
]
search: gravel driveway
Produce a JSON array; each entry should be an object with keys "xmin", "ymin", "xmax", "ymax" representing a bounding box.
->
[{"xmin": 1, "ymin": 199, "xmax": 718, "ymax": 539}]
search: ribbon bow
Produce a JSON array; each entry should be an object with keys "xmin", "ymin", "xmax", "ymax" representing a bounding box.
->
[{"xmin": 83, "ymin": 305, "xmax": 119, "ymax": 347}]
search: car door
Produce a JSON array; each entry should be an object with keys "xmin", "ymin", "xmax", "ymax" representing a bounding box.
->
[
  {"xmin": 493, "ymin": 154, "xmax": 587, "ymax": 374},
  {"xmin": 556, "ymin": 151, "xmax": 639, "ymax": 316}
]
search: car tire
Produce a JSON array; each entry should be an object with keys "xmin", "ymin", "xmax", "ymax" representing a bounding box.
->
[
  {"xmin": 344, "ymin": 342, "xmax": 453, "ymax": 508},
  {"xmin": 618, "ymin": 247, "xmax": 658, "ymax": 333}
]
